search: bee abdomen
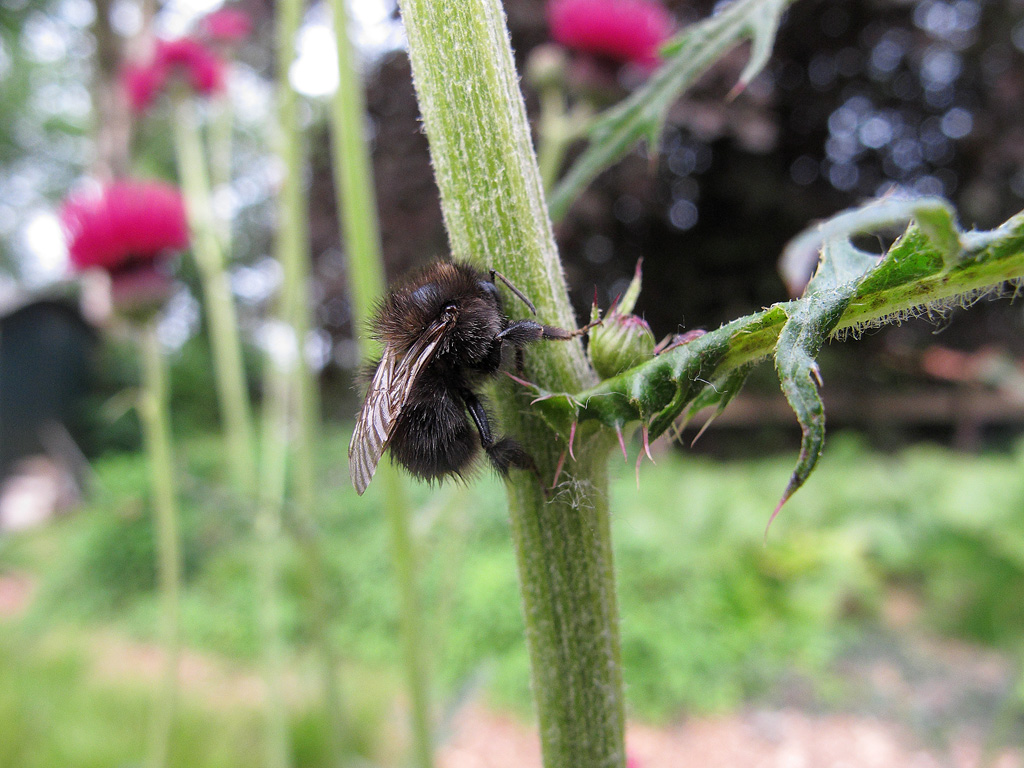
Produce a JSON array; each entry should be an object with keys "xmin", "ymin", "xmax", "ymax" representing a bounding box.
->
[{"xmin": 388, "ymin": 393, "xmax": 477, "ymax": 480}]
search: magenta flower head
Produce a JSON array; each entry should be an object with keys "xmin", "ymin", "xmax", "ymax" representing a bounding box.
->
[
  {"xmin": 61, "ymin": 179, "xmax": 189, "ymax": 316},
  {"xmin": 547, "ymin": 0, "xmax": 674, "ymax": 68},
  {"xmin": 121, "ymin": 36, "xmax": 226, "ymax": 113},
  {"xmin": 156, "ymin": 37, "xmax": 226, "ymax": 95},
  {"xmin": 198, "ymin": 8, "xmax": 252, "ymax": 44},
  {"xmin": 122, "ymin": 61, "xmax": 165, "ymax": 115}
]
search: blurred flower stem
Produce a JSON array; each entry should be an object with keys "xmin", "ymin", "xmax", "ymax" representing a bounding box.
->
[
  {"xmin": 171, "ymin": 95, "xmax": 257, "ymax": 492},
  {"xmin": 532, "ymin": 77, "xmax": 592, "ymax": 192},
  {"xmin": 274, "ymin": 0, "xmax": 319, "ymax": 516},
  {"xmin": 536, "ymin": 88, "xmax": 575, "ymax": 193},
  {"xmin": 327, "ymin": 0, "xmax": 434, "ymax": 764},
  {"xmin": 173, "ymin": 91, "xmax": 293, "ymax": 768},
  {"xmin": 138, "ymin": 321, "xmax": 182, "ymax": 768},
  {"xmin": 206, "ymin": 94, "xmax": 235, "ymax": 249},
  {"xmin": 255, "ymin": 339, "xmax": 294, "ymax": 768},
  {"xmin": 399, "ymin": 1, "xmax": 625, "ymax": 766},
  {"xmin": 271, "ymin": 0, "xmax": 347, "ymax": 762}
]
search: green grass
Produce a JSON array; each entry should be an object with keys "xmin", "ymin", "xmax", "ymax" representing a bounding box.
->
[
  {"xmin": 0, "ymin": 624, "xmax": 394, "ymax": 767},
  {"xmin": 0, "ymin": 626, "xmax": 263, "ymax": 768},
  {"xmin": 4, "ymin": 428, "xmax": 1024, "ymax": 763}
]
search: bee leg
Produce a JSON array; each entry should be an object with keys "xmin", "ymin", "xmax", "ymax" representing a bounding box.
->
[
  {"xmin": 489, "ymin": 270, "xmax": 538, "ymax": 315},
  {"xmin": 498, "ymin": 318, "xmax": 602, "ymax": 348},
  {"xmin": 460, "ymin": 388, "xmax": 540, "ymax": 480}
]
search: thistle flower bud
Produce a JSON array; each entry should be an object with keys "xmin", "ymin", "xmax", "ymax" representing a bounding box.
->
[
  {"xmin": 588, "ymin": 311, "xmax": 656, "ymax": 378},
  {"xmin": 588, "ymin": 258, "xmax": 655, "ymax": 378},
  {"xmin": 527, "ymin": 44, "xmax": 569, "ymax": 90}
]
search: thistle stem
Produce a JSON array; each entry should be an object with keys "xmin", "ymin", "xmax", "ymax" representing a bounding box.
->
[
  {"xmin": 138, "ymin": 321, "xmax": 182, "ymax": 768},
  {"xmin": 536, "ymin": 90, "xmax": 591, "ymax": 193},
  {"xmin": 536, "ymin": 89, "xmax": 571, "ymax": 193},
  {"xmin": 398, "ymin": 1, "xmax": 624, "ymax": 765}
]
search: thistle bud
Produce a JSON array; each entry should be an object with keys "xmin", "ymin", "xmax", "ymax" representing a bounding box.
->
[
  {"xmin": 588, "ymin": 258, "xmax": 655, "ymax": 378},
  {"xmin": 588, "ymin": 312, "xmax": 656, "ymax": 378},
  {"xmin": 526, "ymin": 44, "xmax": 569, "ymax": 91}
]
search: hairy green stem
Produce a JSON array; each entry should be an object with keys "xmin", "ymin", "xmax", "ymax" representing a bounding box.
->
[
  {"xmin": 327, "ymin": 0, "xmax": 434, "ymax": 763},
  {"xmin": 172, "ymin": 96, "xmax": 257, "ymax": 492},
  {"xmin": 138, "ymin": 322, "xmax": 182, "ymax": 768},
  {"xmin": 399, "ymin": 1, "xmax": 624, "ymax": 765}
]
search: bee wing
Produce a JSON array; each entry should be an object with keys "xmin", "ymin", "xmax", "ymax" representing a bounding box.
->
[{"xmin": 348, "ymin": 313, "xmax": 456, "ymax": 494}]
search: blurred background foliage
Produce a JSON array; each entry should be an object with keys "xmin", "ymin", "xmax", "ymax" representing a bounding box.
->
[
  {"xmin": 3, "ymin": 0, "xmax": 1024, "ymax": 764},
  {"xmin": 4, "ymin": 0, "xmax": 1024, "ymax": 454},
  {"xmin": 7, "ymin": 432, "xmax": 1024, "ymax": 763}
]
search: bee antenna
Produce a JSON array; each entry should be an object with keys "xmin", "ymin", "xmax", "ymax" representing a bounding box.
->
[{"xmin": 491, "ymin": 269, "xmax": 537, "ymax": 315}]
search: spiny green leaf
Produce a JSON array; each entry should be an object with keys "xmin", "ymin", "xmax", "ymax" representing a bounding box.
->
[
  {"xmin": 766, "ymin": 198, "xmax": 963, "ymax": 523},
  {"xmin": 780, "ymin": 196, "xmax": 956, "ymax": 295},
  {"xmin": 911, "ymin": 199, "xmax": 961, "ymax": 265},
  {"xmin": 548, "ymin": 0, "xmax": 796, "ymax": 221},
  {"xmin": 771, "ymin": 291, "xmax": 850, "ymax": 523},
  {"xmin": 672, "ymin": 362, "xmax": 756, "ymax": 444},
  {"xmin": 528, "ymin": 198, "xmax": 1024, "ymax": 510},
  {"xmin": 737, "ymin": 0, "xmax": 790, "ymax": 89}
]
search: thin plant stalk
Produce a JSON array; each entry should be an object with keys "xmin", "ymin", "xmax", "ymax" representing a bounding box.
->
[
  {"xmin": 398, "ymin": 1, "xmax": 625, "ymax": 766},
  {"xmin": 379, "ymin": 467, "xmax": 433, "ymax": 768},
  {"xmin": 256, "ymin": 342, "xmax": 295, "ymax": 768},
  {"xmin": 326, "ymin": 0, "xmax": 387, "ymax": 328},
  {"xmin": 171, "ymin": 95, "xmax": 258, "ymax": 492},
  {"xmin": 326, "ymin": 0, "xmax": 434, "ymax": 764},
  {"xmin": 535, "ymin": 90, "xmax": 591, "ymax": 193},
  {"xmin": 536, "ymin": 88, "xmax": 571, "ymax": 193},
  {"xmin": 206, "ymin": 94, "xmax": 235, "ymax": 250},
  {"xmin": 138, "ymin": 321, "xmax": 183, "ymax": 768},
  {"xmin": 274, "ymin": 0, "xmax": 319, "ymax": 514},
  {"xmin": 271, "ymin": 0, "xmax": 350, "ymax": 762},
  {"xmin": 174, "ymin": 91, "xmax": 291, "ymax": 768}
]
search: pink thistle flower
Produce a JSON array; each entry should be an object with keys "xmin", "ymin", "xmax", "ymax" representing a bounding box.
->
[
  {"xmin": 121, "ymin": 61, "xmax": 165, "ymax": 114},
  {"xmin": 156, "ymin": 37, "xmax": 226, "ymax": 96},
  {"xmin": 198, "ymin": 8, "xmax": 252, "ymax": 43},
  {"xmin": 61, "ymin": 180, "xmax": 189, "ymax": 274},
  {"xmin": 547, "ymin": 0, "xmax": 675, "ymax": 68},
  {"xmin": 61, "ymin": 180, "xmax": 189, "ymax": 315},
  {"xmin": 120, "ymin": 36, "xmax": 226, "ymax": 114}
]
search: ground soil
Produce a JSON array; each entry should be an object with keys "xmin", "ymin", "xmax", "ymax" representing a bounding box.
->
[{"xmin": 438, "ymin": 704, "xmax": 1021, "ymax": 768}]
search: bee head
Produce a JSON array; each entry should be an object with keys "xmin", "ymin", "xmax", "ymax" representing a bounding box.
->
[{"xmin": 476, "ymin": 278, "xmax": 503, "ymax": 309}]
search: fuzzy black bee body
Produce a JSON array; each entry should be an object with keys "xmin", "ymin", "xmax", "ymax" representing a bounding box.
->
[{"xmin": 349, "ymin": 261, "xmax": 577, "ymax": 495}]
